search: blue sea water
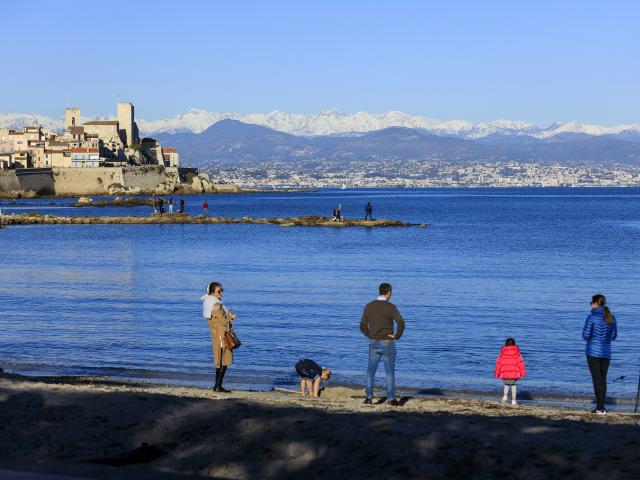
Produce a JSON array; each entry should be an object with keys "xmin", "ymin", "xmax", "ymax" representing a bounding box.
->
[{"xmin": 1, "ymin": 188, "xmax": 639, "ymax": 399}]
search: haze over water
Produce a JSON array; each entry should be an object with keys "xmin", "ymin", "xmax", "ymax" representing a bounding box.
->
[{"xmin": 1, "ymin": 188, "xmax": 639, "ymax": 399}]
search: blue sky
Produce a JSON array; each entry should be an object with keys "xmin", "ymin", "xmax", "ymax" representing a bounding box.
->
[{"xmin": 3, "ymin": 1, "xmax": 639, "ymax": 124}]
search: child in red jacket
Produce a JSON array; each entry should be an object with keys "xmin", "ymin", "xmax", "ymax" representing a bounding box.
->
[{"xmin": 494, "ymin": 338, "xmax": 526, "ymax": 405}]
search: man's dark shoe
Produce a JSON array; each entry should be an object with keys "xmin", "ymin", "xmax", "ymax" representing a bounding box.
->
[
  {"xmin": 388, "ymin": 399, "xmax": 401, "ymax": 407},
  {"xmin": 214, "ymin": 386, "xmax": 231, "ymax": 393},
  {"xmin": 363, "ymin": 398, "xmax": 373, "ymax": 405}
]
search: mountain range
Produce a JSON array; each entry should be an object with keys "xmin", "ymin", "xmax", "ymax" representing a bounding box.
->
[
  {"xmin": 2, "ymin": 108, "xmax": 640, "ymax": 141},
  {"xmin": 2, "ymin": 109, "xmax": 639, "ymax": 168},
  {"xmin": 153, "ymin": 119, "xmax": 640, "ymax": 169}
]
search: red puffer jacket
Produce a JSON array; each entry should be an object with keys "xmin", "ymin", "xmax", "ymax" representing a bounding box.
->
[{"xmin": 494, "ymin": 345, "xmax": 526, "ymax": 380}]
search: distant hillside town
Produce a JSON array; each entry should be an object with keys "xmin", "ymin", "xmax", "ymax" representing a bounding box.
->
[{"xmin": 0, "ymin": 102, "xmax": 179, "ymax": 170}]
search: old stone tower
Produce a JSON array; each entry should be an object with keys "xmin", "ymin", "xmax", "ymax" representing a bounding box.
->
[
  {"xmin": 117, "ymin": 102, "xmax": 139, "ymax": 146},
  {"xmin": 65, "ymin": 107, "xmax": 81, "ymax": 129}
]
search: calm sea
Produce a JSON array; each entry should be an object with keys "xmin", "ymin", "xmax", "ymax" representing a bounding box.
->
[{"xmin": 1, "ymin": 188, "xmax": 639, "ymax": 400}]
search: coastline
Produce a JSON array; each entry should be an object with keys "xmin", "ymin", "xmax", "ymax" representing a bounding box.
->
[{"xmin": 1, "ymin": 373, "xmax": 639, "ymax": 479}]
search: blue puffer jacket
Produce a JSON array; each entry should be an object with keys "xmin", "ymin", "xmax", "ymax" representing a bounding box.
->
[{"xmin": 582, "ymin": 307, "xmax": 617, "ymax": 358}]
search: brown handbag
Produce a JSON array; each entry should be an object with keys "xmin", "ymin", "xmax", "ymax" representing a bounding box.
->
[
  {"xmin": 223, "ymin": 309, "xmax": 241, "ymax": 349},
  {"xmin": 224, "ymin": 328, "xmax": 241, "ymax": 350}
]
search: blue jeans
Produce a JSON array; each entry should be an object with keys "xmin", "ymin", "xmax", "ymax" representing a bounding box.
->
[{"xmin": 366, "ymin": 339, "xmax": 396, "ymax": 400}]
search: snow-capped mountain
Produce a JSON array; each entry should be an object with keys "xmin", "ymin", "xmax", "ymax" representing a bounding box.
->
[
  {"xmin": 0, "ymin": 113, "xmax": 64, "ymax": 131},
  {"xmin": 2, "ymin": 108, "xmax": 639, "ymax": 141},
  {"xmin": 137, "ymin": 109, "xmax": 640, "ymax": 140}
]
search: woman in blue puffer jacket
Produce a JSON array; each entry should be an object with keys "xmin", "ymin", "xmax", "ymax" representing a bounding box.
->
[{"xmin": 582, "ymin": 293, "xmax": 617, "ymax": 415}]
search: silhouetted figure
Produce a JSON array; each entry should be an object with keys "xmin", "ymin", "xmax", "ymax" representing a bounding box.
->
[
  {"xmin": 158, "ymin": 197, "xmax": 164, "ymax": 216},
  {"xmin": 179, "ymin": 197, "xmax": 185, "ymax": 214},
  {"xmin": 332, "ymin": 204, "xmax": 343, "ymax": 222},
  {"xmin": 365, "ymin": 202, "xmax": 373, "ymax": 221}
]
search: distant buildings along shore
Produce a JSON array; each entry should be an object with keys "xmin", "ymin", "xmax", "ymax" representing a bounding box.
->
[{"xmin": 0, "ymin": 102, "xmax": 179, "ymax": 170}]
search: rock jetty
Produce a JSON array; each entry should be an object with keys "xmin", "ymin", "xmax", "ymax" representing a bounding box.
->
[{"xmin": 5, "ymin": 213, "xmax": 426, "ymax": 228}]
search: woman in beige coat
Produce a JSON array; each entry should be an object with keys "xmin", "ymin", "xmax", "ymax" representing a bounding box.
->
[{"xmin": 202, "ymin": 282, "xmax": 237, "ymax": 392}]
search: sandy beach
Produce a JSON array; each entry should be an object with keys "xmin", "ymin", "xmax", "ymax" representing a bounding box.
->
[{"xmin": 1, "ymin": 374, "xmax": 639, "ymax": 479}]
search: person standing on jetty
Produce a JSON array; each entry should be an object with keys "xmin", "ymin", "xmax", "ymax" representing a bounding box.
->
[
  {"xmin": 365, "ymin": 201, "xmax": 373, "ymax": 221},
  {"xmin": 494, "ymin": 338, "xmax": 526, "ymax": 405},
  {"xmin": 360, "ymin": 282, "xmax": 405, "ymax": 406},
  {"xmin": 179, "ymin": 197, "xmax": 185, "ymax": 214},
  {"xmin": 202, "ymin": 282, "xmax": 237, "ymax": 392},
  {"xmin": 583, "ymin": 294, "xmax": 617, "ymax": 415},
  {"xmin": 168, "ymin": 197, "xmax": 174, "ymax": 214},
  {"xmin": 203, "ymin": 200, "xmax": 209, "ymax": 217}
]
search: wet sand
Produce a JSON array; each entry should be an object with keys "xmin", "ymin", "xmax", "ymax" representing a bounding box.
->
[{"xmin": 1, "ymin": 374, "xmax": 639, "ymax": 479}]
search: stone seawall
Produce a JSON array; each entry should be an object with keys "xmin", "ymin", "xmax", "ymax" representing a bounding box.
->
[
  {"xmin": 51, "ymin": 166, "xmax": 180, "ymax": 195},
  {"xmin": 0, "ymin": 166, "xmax": 228, "ymax": 197},
  {"xmin": 0, "ymin": 170, "xmax": 21, "ymax": 192}
]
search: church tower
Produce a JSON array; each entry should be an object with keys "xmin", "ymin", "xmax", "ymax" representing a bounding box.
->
[{"xmin": 65, "ymin": 107, "xmax": 80, "ymax": 129}]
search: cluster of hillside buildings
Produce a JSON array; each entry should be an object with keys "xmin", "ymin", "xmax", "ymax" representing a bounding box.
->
[
  {"xmin": 210, "ymin": 160, "xmax": 640, "ymax": 188},
  {"xmin": 0, "ymin": 102, "xmax": 179, "ymax": 170}
]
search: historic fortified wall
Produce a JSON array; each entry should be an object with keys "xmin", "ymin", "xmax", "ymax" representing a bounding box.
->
[{"xmin": 0, "ymin": 166, "xmax": 196, "ymax": 196}]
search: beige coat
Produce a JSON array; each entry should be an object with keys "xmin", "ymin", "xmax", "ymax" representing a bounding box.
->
[{"xmin": 207, "ymin": 303, "xmax": 234, "ymax": 367}]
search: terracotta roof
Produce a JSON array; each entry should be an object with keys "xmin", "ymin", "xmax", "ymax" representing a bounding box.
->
[
  {"xmin": 83, "ymin": 120, "xmax": 119, "ymax": 126},
  {"xmin": 163, "ymin": 148, "xmax": 177, "ymax": 153},
  {"xmin": 71, "ymin": 148, "xmax": 99, "ymax": 153},
  {"xmin": 69, "ymin": 126, "xmax": 85, "ymax": 134}
]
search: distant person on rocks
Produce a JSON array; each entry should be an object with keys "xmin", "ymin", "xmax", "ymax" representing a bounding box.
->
[
  {"xmin": 365, "ymin": 202, "xmax": 373, "ymax": 221},
  {"xmin": 158, "ymin": 197, "xmax": 164, "ymax": 216},
  {"xmin": 494, "ymin": 337, "xmax": 526, "ymax": 405},
  {"xmin": 332, "ymin": 204, "xmax": 343, "ymax": 222},
  {"xmin": 295, "ymin": 359, "xmax": 331, "ymax": 397},
  {"xmin": 583, "ymin": 294, "xmax": 617, "ymax": 415},
  {"xmin": 152, "ymin": 195, "xmax": 157, "ymax": 214},
  {"xmin": 203, "ymin": 200, "xmax": 209, "ymax": 217},
  {"xmin": 202, "ymin": 282, "xmax": 237, "ymax": 392},
  {"xmin": 360, "ymin": 282, "xmax": 405, "ymax": 407},
  {"xmin": 179, "ymin": 197, "xmax": 185, "ymax": 214},
  {"xmin": 168, "ymin": 197, "xmax": 174, "ymax": 214}
]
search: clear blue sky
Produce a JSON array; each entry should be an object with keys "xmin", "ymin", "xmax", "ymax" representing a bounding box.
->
[{"xmin": 4, "ymin": 0, "xmax": 639, "ymax": 124}]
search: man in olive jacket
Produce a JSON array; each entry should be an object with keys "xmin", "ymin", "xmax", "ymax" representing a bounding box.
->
[{"xmin": 360, "ymin": 282, "xmax": 405, "ymax": 406}]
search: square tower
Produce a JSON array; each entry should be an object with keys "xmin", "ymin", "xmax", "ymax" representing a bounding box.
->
[
  {"xmin": 65, "ymin": 107, "xmax": 81, "ymax": 129},
  {"xmin": 117, "ymin": 102, "xmax": 138, "ymax": 146}
]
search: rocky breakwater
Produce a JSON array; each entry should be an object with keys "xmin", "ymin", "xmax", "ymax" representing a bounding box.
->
[{"xmin": 5, "ymin": 213, "xmax": 427, "ymax": 228}]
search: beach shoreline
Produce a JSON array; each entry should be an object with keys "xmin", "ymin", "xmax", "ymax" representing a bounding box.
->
[
  {"xmin": 1, "ymin": 373, "xmax": 639, "ymax": 479},
  {"xmin": 3, "ymin": 366, "xmax": 638, "ymax": 412}
]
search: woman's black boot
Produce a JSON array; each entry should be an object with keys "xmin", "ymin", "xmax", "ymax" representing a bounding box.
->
[
  {"xmin": 213, "ymin": 367, "xmax": 221, "ymax": 390},
  {"xmin": 215, "ymin": 366, "xmax": 230, "ymax": 393}
]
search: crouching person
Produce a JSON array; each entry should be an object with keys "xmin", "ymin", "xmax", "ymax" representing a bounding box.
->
[{"xmin": 295, "ymin": 358, "xmax": 331, "ymax": 397}]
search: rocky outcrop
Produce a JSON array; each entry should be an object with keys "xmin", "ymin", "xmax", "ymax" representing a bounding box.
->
[
  {"xmin": 76, "ymin": 196, "xmax": 93, "ymax": 206},
  {"xmin": 71, "ymin": 197, "xmax": 153, "ymax": 208},
  {"xmin": 5, "ymin": 213, "xmax": 426, "ymax": 228},
  {"xmin": 0, "ymin": 190, "xmax": 37, "ymax": 199}
]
